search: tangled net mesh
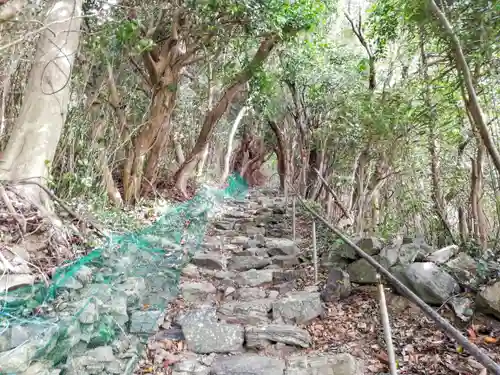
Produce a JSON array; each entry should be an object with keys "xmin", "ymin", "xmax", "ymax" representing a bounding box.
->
[{"xmin": 0, "ymin": 173, "xmax": 248, "ymax": 374}]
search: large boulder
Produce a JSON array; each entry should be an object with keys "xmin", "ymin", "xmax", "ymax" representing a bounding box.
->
[
  {"xmin": 402, "ymin": 262, "xmax": 460, "ymax": 305},
  {"xmin": 476, "ymin": 281, "xmax": 500, "ymax": 320}
]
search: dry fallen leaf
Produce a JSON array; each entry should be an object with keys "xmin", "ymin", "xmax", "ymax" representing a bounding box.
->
[{"xmin": 483, "ymin": 336, "xmax": 497, "ymax": 344}]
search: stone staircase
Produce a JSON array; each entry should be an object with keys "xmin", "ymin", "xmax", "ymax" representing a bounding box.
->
[{"xmin": 141, "ymin": 189, "xmax": 364, "ymax": 375}]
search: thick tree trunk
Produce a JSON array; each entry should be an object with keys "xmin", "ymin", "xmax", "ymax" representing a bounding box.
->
[
  {"xmin": 221, "ymin": 105, "xmax": 248, "ymax": 183},
  {"xmin": 174, "ymin": 36, "xmax": 278, "ymax": 195},
  {"xmin": 123, "ymin": 76, "xmax": 178, "ymax": 203},
  {"xmin": 268, "ymin": 120, "xmax": 287, "ymax": 193},
  {"xmin": 0, "ymin": 0, "xmax": 82, "ymax": 207}
]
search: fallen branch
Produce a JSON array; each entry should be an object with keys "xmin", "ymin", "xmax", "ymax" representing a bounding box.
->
[{"xmin": 290, "ymin": 186, "xmax": 500, "ymax": 375}]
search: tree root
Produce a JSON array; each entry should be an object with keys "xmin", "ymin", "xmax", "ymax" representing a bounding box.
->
[
  {"xmin": 1, "ymin": 179, "xmax": 107, "ymax": 237},
  {"xmin": 0, "ymin": 184, "xmax": 26, "ymax": 234}
]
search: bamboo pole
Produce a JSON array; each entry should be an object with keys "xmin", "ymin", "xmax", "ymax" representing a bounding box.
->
[
  {"xmin": 377, "ymin": 274, "xmax": 398, "ymax": 375},
  {"xmin": 312, "ymin": 220, "xmax": 318, "ymax": 283}
]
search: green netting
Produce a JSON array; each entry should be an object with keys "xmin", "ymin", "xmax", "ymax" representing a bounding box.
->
[{"xmin": 0, "ymin": 173, "xmax": 248, "ymax": 374}]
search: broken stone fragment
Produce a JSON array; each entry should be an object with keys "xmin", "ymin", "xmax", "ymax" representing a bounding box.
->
[{"xmin": 245, "ymin": 324, "xmax": 312, "ymax": 349}]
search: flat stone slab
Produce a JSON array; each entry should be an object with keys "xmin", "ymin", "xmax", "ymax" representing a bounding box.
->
[
  {"xmin": 181, "ymin": 282, "xmax": 216, "ymax": 302},
  {"xmin": 285, "ymin": 353, "xmax": 364, "ymax": 375},
  {"xmin": 218, "ymin": 299, "xmax": 273, "ymax": 325},
  {"xmin": 211, "ymin": 354, "xmax": 285, "ymax": 375},
  {"xmin": 178, "ymin": 308, "xmax": 244, "ymax": 354},
  {"xmin": 272, "ymin": 291, "xmax": 323, "ymax": 325},
  {"xmin": 233, "ymin": 269, "xmax": 275, "ymax": 287},
  {"xmin": 245, "ymin": 324, "xmax": 312, "ymax": 349},
  {"xmin": 192, "ymin": 252, "xmax": 226, "ymax": 270}
]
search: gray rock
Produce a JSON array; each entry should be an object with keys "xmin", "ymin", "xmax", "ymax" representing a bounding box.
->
[
  {"xmin": 446, "ymin": 253, "xmax": 477, "ymax": 284},
  {"xmin": 59, "ymin": 276, "xmax": 84, "ymax": 290},
  {"xmin": 244, "ymin": 225, "xmax": 266, "ymax": 236},
  {"xmin": 81, "ymin": 284, "xmax": 128, "ymax": 325},
  {"xmin": 203, "ymin": 237, "xmax": 222, "ymax": 251},
  {"xmin": 266, "ymin": 238, "xmax": 299, "ymax": 256},
  {"xmin": 0, "ymin": 341, "xmax": 41, "ymax": 373},
  {"xmin": 228, "ymin": 256, "xmax": 271, "ymax": 271},
  {"xmin": 181, "ymin": 282, "xmax": 216, "ymax": 302},
  {"xmin": 248, "ymin": 234, "xmax": 266, "ymax": 248},
  {"xmin": 347, "ymin": 257, "xmax": 380, "ymax": 284},
  {"xmin": 218, "ymin": 299, "xmax": 272, "ymax": 325},
  {"xmin": 477, "ymin": 281, "xmax": 500, "ymax": 319},
  {"xmin": 236, "ymin": 287, "xmax": 267, "ymax": 301},
  {"xmin": 20, "ymin": 361, "xmax": 60, "ymax": 375},
  {"xmin": 398, "ymin": 243, "xmax": 430, "ymax": 265},
  {"xmin": 272, "ymin": 291, "xmax": 323, "ymax": 324},
  {"xmin": 182, "ymin": 264, "xmax": 201, "ymax": 278},
  {"xmin": 449, "ymin": 296, "xmax": 474, "ymax": 322},
  {"xmin": 245, "ymin": 324, "xmax": 312, "ymax": 349},
  {"xmin": 173, "ymin": 357, "xmax": 210, "ymax": 375},
  {"xmin": 214, "ymin": 220, "xmax": 235, "ymax": 230},
  {"xmin": 225, "ymin": 211, "xmax": 249, "ymax": 219},
  {"xmin": 234, "ymin": 269, "xmax": 275, "ymax": 287},
  {"xmin": 271, "ymin": 281, "xmax": 296, "ymax": 295},
  {"xmin": 321, "ymin": 268, "xmax": 351, "ymax": 302},
  {"xmin": 426, "ymin": 245, "xmax": 459, "ymax": 264},
  {"xmin": 403, "ymin": 262, "xmax": 459, "ymax": 305},
  {"xmin": 74, "ymin": 265, "xmax": 93, "ymax": 284},
  {"xmin": 78, "ymin": 301, "xmax": 99, "ymax": 324},
  {"xmin": 239, "ymin": 247, "xmax": 269, "ymax": 257},
  {"xmin": 336, "ymin": 236, "xmax": 381, "ymax": 260},
  {"xmin": 319, "ymin": 251, "xmax": 350, "ymax": 269},
  {"xmin": 192, "ymin": 252, "xmax": 226, "ymax": 270},
  {"xmin": 231, "ymin": 236, "xmax": 251, "ymax": 246},
  {"xmin": 272, "ymin": 269, "xmax": 307, "ymax": 284},
  {"xmin": 210, "ymin": 354, "xmax": 285, "ymax": 375},
  {"xmin": 356, "ymin": 237, "xmax": 383, "ymax": 256},
  {"xmin": 129, "ymin": 310, "xmax": 165, "ymax": 334},
  {"xmin": 271, "ymin": 255, "xmax": 299, "ymax": 268},
  {"xmin": 115, "ymin": 277, "xmax": 147, "ymax": 307},
  {"xmin": 379, "ymin": 242, "xmax": 400, "ymax": 268},
  {"xmin": 285, "ymin": 353, "xmax": 364, "ymax": 375},
  {"xmin": 179, "ymin": 308, "xmax": 244, "ymax": 354},
  {"xmin": 66, "ymin": 346, "xmax": 121, "ymax": 375}
]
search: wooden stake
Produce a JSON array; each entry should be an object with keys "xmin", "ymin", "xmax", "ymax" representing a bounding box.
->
[
  {"xmin": 377, "ymin": 274, "xmax": 398, "ymax": 375},
  {"xmin": 292, "ymin": 197, "xmax": 296, "ymax": 241},
  {"xmin": 312, "ymin": 220, "xmax": 318, "ymax": 284}
]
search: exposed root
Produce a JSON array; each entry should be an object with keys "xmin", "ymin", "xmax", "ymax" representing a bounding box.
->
[{"xmin": 0, "ymin": 180, "xmax": 100, "ymax": 290}]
